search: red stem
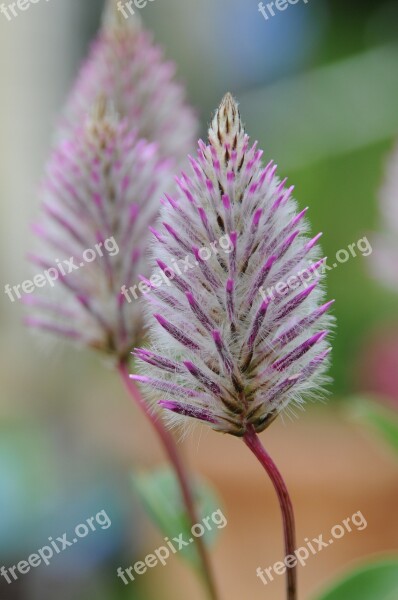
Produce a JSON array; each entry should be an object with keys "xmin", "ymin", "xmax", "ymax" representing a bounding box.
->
[
  {"xmin": 243, "ymin": 425, "xmax": 297, "ymax": 600},
  {"xmin": 118, "ymin": 362, "xmax": 218, "ymax": 600}
]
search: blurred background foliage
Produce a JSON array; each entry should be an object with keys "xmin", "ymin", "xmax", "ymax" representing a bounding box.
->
[{"xmin": 0, "ymin": 0, "xmax": 397, "ymax": 599}]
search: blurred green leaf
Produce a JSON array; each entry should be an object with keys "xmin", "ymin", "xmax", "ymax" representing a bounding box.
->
[
  {"xmin": 131, "ymin": 467, "xmax": 223, "ymax": 570},
  {"xmin": 314, "ymin": 559, "xmax": 398, "ymax": 600},
  {"xmin": 347, "ymin": 396, "xmax": 398, "ymax": 454}
]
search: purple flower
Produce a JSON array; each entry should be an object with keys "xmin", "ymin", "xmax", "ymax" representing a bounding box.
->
[
  {"xmin": 134, "ymin": 94, "xmax": 334, "ymax": 436},
  {"xmin": 370, "ymin": 142, "xmax": 398, "ymax": 291},
  {"xmin": 59, "ymin": 2, "xmax": 198, "ymax": 162},
  {"xmin": 26, "ymin": 101, "xmax": 171, "ymax": 360}
]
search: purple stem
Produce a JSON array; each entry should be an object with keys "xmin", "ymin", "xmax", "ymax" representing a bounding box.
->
[
  {"xmin": 118, "ymin": 362, "xmax": 218, "ymax": 600},
  {"xmin": 243, "ymin": 425, "xmax": 297, "ymax": 600}
]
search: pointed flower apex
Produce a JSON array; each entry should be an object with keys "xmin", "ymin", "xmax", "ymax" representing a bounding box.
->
[
  {"xmin": 102, "ymin": 0, "xmax": 142, "ymax": 32},
  {"xmin": 209, "ymin": 93, "xmax": 243, "ymax": 150},
  {"xmin": 60, "ymin": 2, "xmax": 198, "ymax": 163},
  {"xmin": 136, "ymin": 94, "xmax": 334, "ymax": 436}
]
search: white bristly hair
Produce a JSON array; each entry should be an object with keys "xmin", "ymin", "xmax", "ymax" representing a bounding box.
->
[{"xmin": 134, "ymin": 94, "xmax": 334, "ymax": 436}]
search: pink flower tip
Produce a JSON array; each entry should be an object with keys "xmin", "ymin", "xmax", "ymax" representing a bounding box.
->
[
  {"xmin": 226, "ymin": 279, "xmax": 234, "ymax": 293},
  {"xmin": 212, "ymin": 330, "xmax": 222, "ymax": 345},
  {"xmin": 154, "ymin": 313, "xmax": 167, "ymax": 327},
  {"xmin": 306, "ymin": 232, "xmax": 323, "ymax": 250},
  {"xmin": 222, "ymin": 194, "xmax": 231, "ymax": 209},
  {"xmin": 253, "ymin": 209, "xmax": 262, "ymax": 227}
]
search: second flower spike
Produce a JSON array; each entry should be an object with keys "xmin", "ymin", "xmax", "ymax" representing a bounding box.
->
[{"xmin": 27, "ymin": 100, "xmax": 172, "ymax": 360}]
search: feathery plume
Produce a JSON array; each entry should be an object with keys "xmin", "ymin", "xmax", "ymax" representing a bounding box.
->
[
  {"xmin": 59, "ymin": 0, "xmax": 198, "ymax": 162},
  {"xmin": 135, "ymin": 93, "xmax": 334, "ymax": 436},
  {"xmin": 26, "ymin": 100, "xmax": 171, "ymax": 360},
  {"xmin": 134, "ymin": 93, "xmax": 334, "ymax": 600}
]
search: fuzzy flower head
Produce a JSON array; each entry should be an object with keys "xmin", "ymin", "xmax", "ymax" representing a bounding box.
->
[
  {"xmin": 27, "ymin": 99, "xmax": 171, "ymax": 360},
  {"xmin": 370, "ymin": 142, "xmax": 398, "ymax": 291},
  {"xmin": 59, "ymin": 0, "xmax": 197, "ymax": 163},
  {"xmin": 134, "ymin": 94, "xmax": 334, "ymax": 436}
]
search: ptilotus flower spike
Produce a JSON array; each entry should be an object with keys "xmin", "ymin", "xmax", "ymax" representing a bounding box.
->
[
  {"xmin": 26, "ymin": 99, "xmax": 171, "ymax": 360},
  {"xmin": 59, "ymin": 0, "xmax": 197, "ymax": 162},
  {"xmin": 135, "ymin": 93, "xmax": 333, "ymax": 435},
  {"xmin": 135, "ymin": 93, "xmax": 334, "ymax": 600},
  {"xmin": 27, "ymin": 100, "xmax": 219, "ymax": 600},
  {"xmin": 371, "ymin": 142, "xmax": 398, "ymax": 291}
]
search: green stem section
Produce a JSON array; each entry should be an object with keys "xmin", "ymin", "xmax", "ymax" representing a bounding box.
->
[
  {"xmin": 118, "ymin": 362, "xmax": 219, "ymax": 600},
  {"xmin": 243, "ymin": 425, "xmax": 297, "ymax": 600}
]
